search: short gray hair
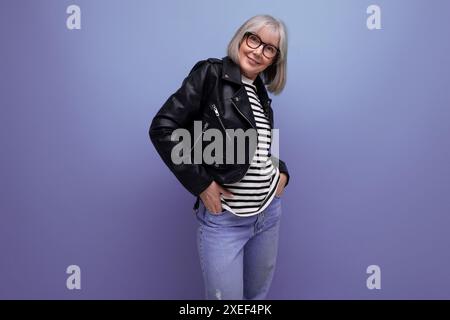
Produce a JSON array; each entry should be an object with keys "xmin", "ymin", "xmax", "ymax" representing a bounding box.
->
[{"xmin": 227, "ymin": 15, "xmax": 288, "ymax": 95}]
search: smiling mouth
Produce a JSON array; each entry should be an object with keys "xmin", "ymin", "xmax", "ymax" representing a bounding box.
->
[{"xmin": 247, "ymin": 56, "xmax": 260, "ymax": 65}]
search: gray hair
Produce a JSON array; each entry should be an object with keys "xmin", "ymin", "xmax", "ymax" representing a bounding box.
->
[{"xmin": 227, "ymin": 14, "xmax": 288, "ymax": 95}]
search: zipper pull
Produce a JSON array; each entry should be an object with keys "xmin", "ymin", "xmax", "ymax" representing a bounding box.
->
[
  {"xmin": 210, "ymin": 104, "xmax": 231, "ymax": 141},
  {"xmin": 211, "ymin": 104, "xmax": 220, "ymax": 117}
]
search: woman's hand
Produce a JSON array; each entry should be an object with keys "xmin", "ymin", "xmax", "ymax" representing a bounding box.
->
[
  {"xmin": 275, "ymin": 173, "xmax": 288, "ymax": 197},
  {"xmin": 200, "ymin": 181, "xmax": 233, "ymax": 214}
]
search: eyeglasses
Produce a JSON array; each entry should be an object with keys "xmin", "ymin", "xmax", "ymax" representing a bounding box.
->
[{"xmin": 244, "ymin": 32, "xmax": 280, "ymax": 59}]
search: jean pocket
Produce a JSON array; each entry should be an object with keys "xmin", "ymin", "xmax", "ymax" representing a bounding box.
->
[{"xmin": 206, "ymin": 208, "xmax": 227, "ymax": 217}]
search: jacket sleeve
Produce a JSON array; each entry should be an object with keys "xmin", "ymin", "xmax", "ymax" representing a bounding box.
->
[
  {"xmin": 270, "ymin": 154, "xmax": 290, "ymax": 188},
  {"xmin": 149, "ymin": 60, "xmax": 215, "ymax": 196},
  {"xmin": 268, "ymin": 110, "xmax": 290, "ymax": 188}
]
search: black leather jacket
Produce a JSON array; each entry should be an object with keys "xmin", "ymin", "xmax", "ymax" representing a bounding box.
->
[{"xmin": 149, "ymin": 56, "xmax": 290, "ymax": 209}]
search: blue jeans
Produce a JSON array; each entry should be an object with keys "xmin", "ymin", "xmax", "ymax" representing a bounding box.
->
[{"xmin": 195, "ymin": 196, "xmax": 282, "ymax": 300}]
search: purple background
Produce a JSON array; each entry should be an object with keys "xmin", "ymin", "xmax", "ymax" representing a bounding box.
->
[{"xmin": 1, "ymin": 0, "xmax": 450, "ymax": 299}]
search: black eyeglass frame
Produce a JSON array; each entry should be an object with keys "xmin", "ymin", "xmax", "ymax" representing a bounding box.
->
[{"xmin": 243, "ymin": 32, "xmax": 280, "ymax": 60}]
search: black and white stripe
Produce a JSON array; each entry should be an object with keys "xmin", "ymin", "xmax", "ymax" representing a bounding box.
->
[{"xmin": 220, "ymin": 75, "xmax": 280, "ymax": 216}]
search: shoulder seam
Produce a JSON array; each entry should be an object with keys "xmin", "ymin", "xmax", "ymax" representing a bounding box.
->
[{"xmin": 206, "ymin": 57, "xmax": 222, "ymax": 64}]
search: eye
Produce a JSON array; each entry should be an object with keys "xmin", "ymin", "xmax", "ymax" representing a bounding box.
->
[
  {"xmin": 248, "ymin": 35, "xmax": 260, "ymax": 44},
  {"xmin": 266, "ymin": 46, "xmax": 276, "ymax": 54}
]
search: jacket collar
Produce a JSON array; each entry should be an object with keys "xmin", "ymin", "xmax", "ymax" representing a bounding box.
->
[{"xmin": 221, "ymin": 56, "xmax": 271, "ymax": 107}]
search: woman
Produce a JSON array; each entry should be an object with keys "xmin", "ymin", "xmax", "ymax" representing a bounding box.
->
[{"xmin": 149, "ymin": 14, "xmax": 290, "ymax": 299}]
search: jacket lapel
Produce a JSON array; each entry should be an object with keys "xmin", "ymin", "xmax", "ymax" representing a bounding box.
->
[{"xmin": 221, "ymin": 56, "xmax": 273, "ymax": 129}]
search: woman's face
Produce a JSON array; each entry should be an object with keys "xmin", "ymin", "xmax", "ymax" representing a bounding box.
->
[{"xmin": 238, "ymin": 26, "xmax": 279, "ymax": 81}]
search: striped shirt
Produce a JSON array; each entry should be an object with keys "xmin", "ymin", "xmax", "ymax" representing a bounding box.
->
[{"xmin": 220, "ymin": 75, "xmax": 281, "ymax": 217}]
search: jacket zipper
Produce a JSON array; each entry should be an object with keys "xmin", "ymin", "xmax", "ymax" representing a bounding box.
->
[
  {"xmin": 230, "ymin": 99, "xmax": 255, "ymax": 130},
  {"xmin": 231, "ymin": 98, "xmax": 258, "ymax": 164},
  {"xmin": 189, "ymin": 121, "xmax": 209, "ymax": 153},
  {"xmin": 211, "ymin": 104, "xmax": 231, "ymax": 141}
]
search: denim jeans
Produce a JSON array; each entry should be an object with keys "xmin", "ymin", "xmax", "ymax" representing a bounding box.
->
[{"xmin": 195, "ymin": 195, "xmax": 282, "ymax": 300}]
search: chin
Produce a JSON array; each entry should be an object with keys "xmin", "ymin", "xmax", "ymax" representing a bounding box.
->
[{"xmin": 243, "ymin": 65, "xmax": 258, "ymax": 76}]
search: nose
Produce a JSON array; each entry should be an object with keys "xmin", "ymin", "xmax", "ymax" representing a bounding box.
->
[{"xmin": 252, "ymin": 45, "xmax": 263, "ymax": 56}]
